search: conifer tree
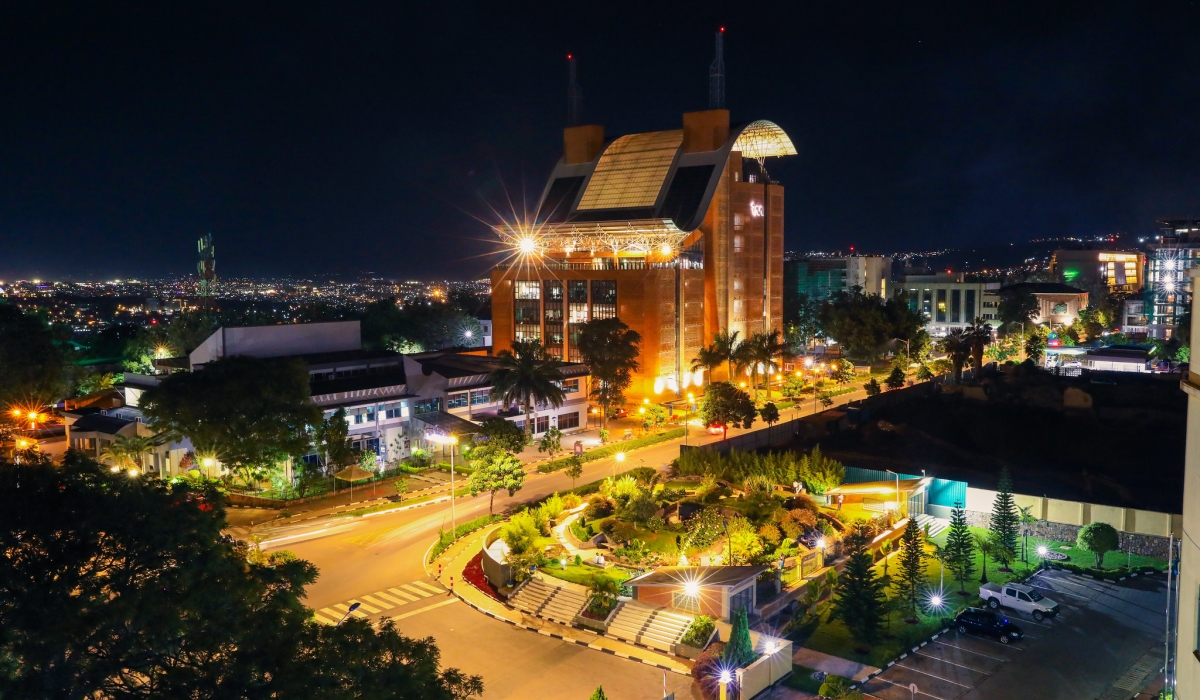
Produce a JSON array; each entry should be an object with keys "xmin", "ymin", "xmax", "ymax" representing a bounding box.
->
[
  {"xmin": 723, "ymin": 607, "xmax": 756, "ymax": 668},
  {"xmin": 589, "ymin": 686, "xmax": 609, "ymax": 700},
  {"xmin": 988, "ymin": 467, "xmax": 1019, "ymax": 570},
  {"xmin": 894, "ymin": 520, "xmax": 927, "ymax": 615},
  {"xmin": 832, "ymin": 528, "xmax": 887, "ymax": 649},
  {"xmin": 944, "ymin": 502, "xmax": 976, "ymax": 593}
]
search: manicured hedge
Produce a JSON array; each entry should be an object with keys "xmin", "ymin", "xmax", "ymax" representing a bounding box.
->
[{"xmin": 537, "ymin": 429, "xmax": 685, "ymax": 473}]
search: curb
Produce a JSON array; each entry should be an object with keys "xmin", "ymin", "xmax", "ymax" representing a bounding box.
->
[{"xmin": 850, "ymin": 627, "xmax": 948, "ymax": 691}]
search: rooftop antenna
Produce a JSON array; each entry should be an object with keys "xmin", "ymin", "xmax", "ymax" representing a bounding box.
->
[
  {"xmin": 567, "ymin": 54, "xmax": 582, "ymax": 126},
  {"xmin": 197, "ymin": 233, "xmax": 215, "ymax": 312},
  {"xmin": 709, "ymin": 27, "xmax": 726, "ymax": 109}
]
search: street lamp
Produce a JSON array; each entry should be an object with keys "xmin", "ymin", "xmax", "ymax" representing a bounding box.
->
[
  {"xmin": 718, "ymin": 670, "xmax": 733, "ymax": 700},
  {"xmin": 613, "ymin": 451, "xmax": 625, "ymax": 477},
  {"xmin": 337, "ymin": 601, "xmax": 361, "ymax": 625}
]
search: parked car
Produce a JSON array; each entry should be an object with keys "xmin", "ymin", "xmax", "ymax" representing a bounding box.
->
[
  {"xmin": 706, "ymin": 422, "xmax": 725, "ymax": 435},
  {"xmin": 979, "ymin": 582, "xmax": 1059, "ymax": 621},
  {"xmin": 954, "ymin": 607, "xmax": 1024, "ymax": 644},
  {"xmin": 608, "ymin": 407, "xmax": 628, "ymax": 420}
]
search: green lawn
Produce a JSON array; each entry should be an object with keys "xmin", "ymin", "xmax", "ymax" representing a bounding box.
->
[
  {"xmin": 784, "ymin": 665, "xmax": 825, "ymax": 694},
  {"xmin": 539, "ymin": 562, "xmax": 633, "ymax": 588}
]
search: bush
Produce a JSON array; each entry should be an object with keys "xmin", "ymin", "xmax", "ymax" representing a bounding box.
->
[
  {"xmin": 646, "ymin": 515, "xmax": 666, "ymax": 532},
  {"xmin": 680, "ymin": 615, "xmax": 716, "ymax": 648},
  {"xmin": 540, "ymin": 492, "xmax": 565, "ymax": 522},
  {"xmin": 1077, "ymin": 522, "xmax": 1121, "ymax": 568},
  {"xmin": 758, "ymin": 524, "xmax": 782, "ymax": 547},
  {"xmin": 686, "ymin": 507, "xmax": 724, "ymax": 551},
  {"xmin": 427, "ymin": 513, "xmax": 503, "ymax": 561},
  {"xmin": 620, "ymin": 490, "xmax": 658, "ymax": 523},
  {"xmin": 818, "ymin": 675, "xmax": 863, "ymax": 699},
  {"xmin": 657, "ymin": 487, "xmax": 687, "ymax": 503},
  {"xmin": 690, "ymin": 642, "xmax": 726, "ymax": 684},
  {"xmin": 501, "ymin": 512, "xmax": 541, "ymax": 555},
  {"xmin": 561, "ymin": 493, "xmax": 582, "ymax": 510},
  {"xmin": 584, "ymin": 495, "xmax": 614, "ymax": 520},
  {"xmin": 606, "ymin": 520, "xmax": 638, "ymax": 544}
]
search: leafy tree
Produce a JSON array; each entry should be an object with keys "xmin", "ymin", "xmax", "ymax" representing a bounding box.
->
[
  {"xmin": 916, "ymin": 363, "xmax": 934, "ymax": 381},
  {"xmin": 0, "ymin": 303, "xmax": 67, "ymax": 407},
  {"xmin": 723, "ymin": 607, "xmax": 756, "ymax": 668},
  {"xmin": 489, "ymin": 339, "xmax": 565, "ymax": 439},
  {"xmin": 864, "ymin": 378, "xmax": 882, "ymax": 396},
  {"xmin": 640, "ymin": 403, "xmax": 668, "ymax": 432},
  {"xmin": 937, "ymin": 329, "xmax": 972, "ymax": 383},
  {"xmin": 316, "ymin": 407, "xmax": 358, "ymax": 476},
  {"xmin": 894, "ymin": 521, "xmax": 927, "ymax": 615},
  {"xmin": 685, "ymin": 507, "xmax": 724, "ymax": 550},
  {"xmin": 884, "ymin": 365, "xmax": 905, "ymax": 390},
  {"xmin": 988, "ymin": 467, "xmax": 1019, "ymax": 569},
  {"xmin": 1027, "ymin": 328, "xmax": 1046, "ymax": 362},
  {"xmin": 536, "ymin": 426, "xmax": 563, "ymax": 459},
  {"xmin": 698, "ymin": 381, "xmax": 757, "ymax": 440},
  {"xmin": 99, "ymin": 434, "xmax": 158, "ymax": 473},
  {"xmin": 832, "ymin": 528, "xmax": 887, "ymax": 649},
  {"xmin": 831, "ymin": 357, "xmax": 857, "ymax": 384},
  {"xmin": 785, "ymin": 293, "xmax": 823, "ymax": 351},
  {"xmin": 759, "ymin": 401, "xmax": 780, "ymax": 426},
  {"xmin": 944, "ymin": 503, "xmax": 976, "ymax": 592},
  {"xmin": 564, "ymin": 454, "xmax": 584, "ymax": 489},
  {"xmin": 576, "ymin": 317, "xmax": 641, "ymax": 428},
  {"xmin": 75, "ymin": 372, "xmax": 118, "ymax": 397},
  {"xmin": 476, "ymin": 416, "xmax": 528, "ymax": 454},
  {"xmin": 165, "ymin": 309, "xmax": 221, "ymax": 356},
  {"xmin": 822, "ymin": 291, "xmax": 923, "ymax": 362},
  {"xmin": 141, "ymin": 356, "xmax": 321, "ymax": 474},
  {"xmin": 467, "ymin": 445, "xmax": 525, "ymax": 514},
  {"xmin": 0, "ymin": 454, "xmax": 482, "ymax": 699},
  {"xmin": 362, "ymin": 297, "xmax": 482, "ymax": 351},
  {"xmin": 818, "ymin": 675, "xmax": 864, "ymax": 700},
  {"xmin": 998, "ymin": 288, "xmax": 1039, "ymax": 328},
  {"xmin": 726, "ymin": 515, "xmax": 764, "ymax": 564},
  {"xmin": 1077, "ymin": 522, "xmax": 1121, "ymax": 568},
  {"xmin": 819, "ymin": 393, "xmax": 834, "ymax": 408},
  {"xmin": 780, "ymin": 372, "xmax": 807, "ymax": 400}
]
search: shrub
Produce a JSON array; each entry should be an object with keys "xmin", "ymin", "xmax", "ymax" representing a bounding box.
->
[
  {"xmin": 690, "ymin": 641, "xmax": 726, "ymax": 684},
  {"xmin": 574, "ymin": 553, "xmax": 583, "ymax": 566},
  {"xmin": 657, "ymin": 487, "xmax": 687, "ymax": 503},
  {"xmin": 501, "ymin": 512, "xmax": 541, "ymax": 556},
  {"xmin": 791, "ymin": 492, "xmax": 819, "ymax": 513},
  {"xmin": 646, "ymin": 515, "xmax": 666, "ymax": 532},
  {"xmin": 584, "ymin": 495, "xmax": 614, "ymax": 520},
  {"xmin": 540, "ymin": 492, "xmax": 565, "ymax": 522},
  {"xmin": 818, "ymin": 674, "xmax": 863, "ymax": 699},
  {"xmin": 620, "ymin": 490, "xmax": 658, "ymax": 523},
  {"xmin": 758, "ymin": 524, "xmax": 782, "ymax": 547},
  {"xmin": 686, "ymin": 507, "xmax": 724, "ymax": 551},
  {"xmin": 607, "ymin": 521, "xmax": 638, "ymax": 544},
  {"xmin": 680, "ymin": 615, "xmax": 716, "ymax": 648},
  {"xmin": 561, "ymin": 493, "xmax": 582, "ymax": 510}
]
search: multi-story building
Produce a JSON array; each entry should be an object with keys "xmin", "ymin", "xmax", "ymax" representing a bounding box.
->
[
  {"xmin": 783, "ymin": 254, "xmax": 889, "ymax": 305},
  {"xmin": 1050, "ymin": 249, "xmax": 1144, "ymax": 293},
  {"xmin": 1147, "ymin": 220, "xmax": 1200, "ymax": 338},
  {"xmin": 1121, "ymin": 298, "xmax": 1148, "ymax": 335},
  {"xmin": 491, "ymin": 109, "xmax": 797, "ymax": 396},
  {"xmin": 999, "ymin": 283, "xmax": 1089, "ymax": 327},
  {"xmin": 893, "ymin": 273, "xmax": 1001, "ymax": 337}
]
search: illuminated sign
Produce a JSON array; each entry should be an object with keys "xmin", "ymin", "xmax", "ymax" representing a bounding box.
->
[{"xmin": 750, "ymin": 202, "xmax": 764, "ymax": 217}]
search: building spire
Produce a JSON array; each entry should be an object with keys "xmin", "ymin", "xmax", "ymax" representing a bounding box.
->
[
  {"xmin": 567, "ymin": 54, "xmax": 582, "ymax": 126},
  {"xmin": 709, "ymin": 27, "xmax": 726, "ymax": 109}
]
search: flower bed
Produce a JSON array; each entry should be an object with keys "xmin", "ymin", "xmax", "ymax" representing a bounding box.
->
[{"xmin": 462, "ymin": 551, "xmax": 503, "ymax": 602}]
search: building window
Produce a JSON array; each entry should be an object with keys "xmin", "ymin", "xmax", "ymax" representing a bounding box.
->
[
  {"xmin": 558, "ymin": 378, "xmax": 580, "ymax": 393},
  {"xmin": 672, "ymin": 590, "xmax": 701, "ymax": 613},
  {"xmin": 413, "ymin": 398, "xmax": 440, "ymax": 415},
  {"xmin": 965, "ymin": 289, "xmax": 976, "ymax": 322},
  {"xmin": 936, "ymin": 289, "xmax": 947, "ymax": 323},
  {"xmin": 733, "ymin": 278, "xmax": 742, "ymax": 291},
  {"xmin": 514, "ymin": 281, "xmax": 540, "ymax": 299},
  {"xmin": 733, "ymin": 213, "xmax": 744, "ymax": 230},
  {"xmin": 446, "ymin": 393, "xmax": 468, "ymax": 409},
  {"xmin": 921, "ymin": 290, "xmax": 932, "ymax": 318},
  {"xmin": 470, "ymin": 390, "xmax": 491, "ymax": 406},
  {"xmin": 733, "ymin": 235, "xmax": 744, "ymax": 253},
  {"xmin": 514, "ymin": 280, "xmax": 542, "ymax": 340},
  {"xmin": 558, "ymin": 412, "xmax": 579, "ymax": 430},
  {"xmin": 729, "ymin": 586, "xmax": 754, "ymax": 618},
  {"xmin": 383, "ymin": 401, "xmax": 408, "ymax": 419},
  {"xmin": 535, "ymin": 416, "xmax": 550, "ymax": 434},
  {"xmin": 951, "ymin": 289, "xmax": 961, "ymax": 324},
  {"xmin": 591, "ymin": 280, "xmax": 616, "ymax": 320},
  {"xmin": 733, "ymin": 299, "xmax": 743, "ymax": 316}
]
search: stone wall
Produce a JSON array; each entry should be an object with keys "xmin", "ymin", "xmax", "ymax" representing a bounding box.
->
[{"xmin": 963, "ymin": 509, "xmax": 1170, "ymax": 559}]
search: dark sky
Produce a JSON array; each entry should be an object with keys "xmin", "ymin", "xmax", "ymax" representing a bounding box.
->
[{"xmin": 3, "ymin": 2, "xmax": 1200, "ymax": 281}]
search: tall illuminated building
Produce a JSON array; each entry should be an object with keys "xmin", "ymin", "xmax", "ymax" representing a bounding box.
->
[{"xmin": 490, "ymin": 109, "xmax": 796, "ymax": 398}]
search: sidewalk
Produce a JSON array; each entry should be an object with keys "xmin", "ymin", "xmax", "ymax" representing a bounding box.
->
[
  {"xmin": 431, "ymin": 524, "xmax": 692, "ymax": 676},
  {"xmin": 792, "ymin": 647, "xmax": 879, "ymax": 683}
]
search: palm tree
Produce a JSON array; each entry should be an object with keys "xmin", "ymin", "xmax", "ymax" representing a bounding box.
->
[
  {"xmin": 489, "ymin": 339, "xmax": 566, "ymax": 440},
  {"xmin": 710, "ymin": 329, "xmax": 743, "ymax": 382},
  {"xmin": 752, "ymin": 330, "xmax": 788, "ymax": 397},
  {"xmin": 690, "ymin": 345, "xmax": 725, "ymax": 385},
  {"xmin": 100, "ymin": 434, "xmax": 156, "ymax": 472},
  {"xmin": 938, "ymin": 329, "xmax": 972, "ymax": 384},
  {"xmin": 965, "ymin": 318, "xmax": 993, "ymax": 378}
]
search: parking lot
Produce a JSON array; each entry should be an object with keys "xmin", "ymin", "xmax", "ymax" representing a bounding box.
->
[{"xmin": 860, "ymin": 569, "xmax": 1167, "ymax": 700}]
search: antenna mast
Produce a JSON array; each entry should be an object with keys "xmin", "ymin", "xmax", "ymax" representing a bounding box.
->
[
  {"xmin": 197, "ymin": 233, "xmax": 215, "ymax": 312},
  {"xmin": 709, "ymin": 28, "xmax": 726, "ymax": 109},
  {"xmin": 567, "ymin": 54, "xmax": 582, "ymax": 126}
]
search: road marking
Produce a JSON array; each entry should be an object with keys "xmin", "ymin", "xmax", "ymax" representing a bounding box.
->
[
  {"xmin": 360, "ymin": 594, "xmax": 393, "ymax": 610},
  {"xmin": 401, "ymin": 583, "xmax": 434, "ymax": 598},
  {"xmin": 412, "ymin": 580, "xmax": 444, "ymax": 593},
  {"xmin": 319, "ymin": 607, "xmax": 344, "ymax": 620},
  {"xmin": 892, "ymin": 659, "xmax": 971, "ymax": 688},
  {"xmin": 388, "ymin": 587, "xmax": 420, "ymax": 601},
  {"xmin": 391, "ymin": 597, "xmax": 459, "ymax": 620},
  {"xmin": 914, "ymin": 647, "xmax": 993, "ymax": 675},
  {"xmin": 372, "ymin": 591, "xmax": 409, "ymax": 606},
  {"xmin": 935, "ymin": 637, "xmax": 1012, "ymax": 660},
  {"xmin": 333, "ymin": 603, "xmax": 368, "ymax": 619},
  {"xmin": 312, "ymin": 611, "xmax": 339, "ymax": 625},
  {"xmin": 348, "ymin": 599, "xmax": 381, "ymax": 614}
]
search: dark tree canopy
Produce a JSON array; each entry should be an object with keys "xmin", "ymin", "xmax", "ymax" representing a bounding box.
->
[
  {"xmin": 576, "ymin": 317, "xmax": 641, "ymax": 427},
  {"xmin": 140, "ymin": 355, "xmax": 321, "ymax": 468},
  {"xmin": 820, "ymin": 291, "xmax": 924, "ymax": 362},
  {"xmin": 698, "ymin": 382, "xmax": 757, "ymax": 440},
  {"xmin": 0, "ymin": 453, "xmax": 482, "ymax": 699},
  {"xmin": 0, "ymin": 303, "xmax": 67, "ymax": 407},
  {"xmin": 361, "ymin": 298, "xmax": 482, "ymax": 352},
  {"xmin": 475, "ymin": 416, "xmax": 528, "ymax": 454}
]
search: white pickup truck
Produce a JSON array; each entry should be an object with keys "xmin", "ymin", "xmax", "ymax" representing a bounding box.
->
[{"xmin": 979, "ymin": 582, "xmax": 1059, "ymax": 621}]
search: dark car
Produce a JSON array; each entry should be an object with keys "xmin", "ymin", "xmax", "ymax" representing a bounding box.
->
[{"xmin": 954, "ymin": 607, "xmax": 1024, "ymax": 644}]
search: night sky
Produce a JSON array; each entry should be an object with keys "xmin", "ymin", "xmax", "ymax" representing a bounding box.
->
[{"xmin": 3, "ymin": 2, "xmax": 1200, "ymax": 281}]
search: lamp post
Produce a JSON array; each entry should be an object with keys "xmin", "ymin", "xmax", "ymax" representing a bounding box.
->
[
  {"xmin": 613, "ymin": 451, "xmax": 625, "ymax": 478},
  {"xmin": 718, "ymin": 670, "xmax": 733, "ymax": 700},
  {"xmin": 886, "ymin": 469, "xmax": 901, "ymax": 518},
  {"xmin": 337, "ymin": 601, "xmax": 361, "ymax": 625}
]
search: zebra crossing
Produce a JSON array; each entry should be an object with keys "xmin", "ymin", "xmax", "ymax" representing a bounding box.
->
[{"xmin": 311, "ymin": 579, "xmax": 446, "ymax": 625}]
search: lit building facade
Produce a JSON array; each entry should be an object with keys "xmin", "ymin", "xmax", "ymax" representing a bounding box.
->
[
  {"xmin": 1050, "ymin": 249, "xmax": 1144, "ymax": 293},
  {"xmin": 1147, "ymin": 220, "xmax": 1200, "ymax": 339},
  {"xmin": 491, "ymin": 109, "xmax": 796, "ymax": 397},
  {"xmin": 893, "ymin": 273, "xmax": 1000, "ymax": 337},
  {"xmin": 783, "ymin": 254, "xmax": 889, "ymax": 303}
]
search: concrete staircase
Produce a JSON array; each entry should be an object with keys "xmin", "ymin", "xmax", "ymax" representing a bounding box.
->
[
  {"xmin": 607, "ymin": 601, "xmax": 693, "ymax": 653},
  {"xmin": 913, "ymin": 513, "xmax": 948, "ymax": 538},
  {"xmin": 508, "ymin": 575, "xmax": 588, "ymax": 625}
]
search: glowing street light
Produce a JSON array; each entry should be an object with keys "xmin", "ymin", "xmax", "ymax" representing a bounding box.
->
[
  {"xmin": 1036, "ymin": 545, "xmax": 1048, "ymax": 557},
  {"xmin": 518, "ymin": 237, "xmax": 537, "ymax": 254},
  {"xmin": 718, "ymin": 670, "xmax": 734, "ymax": 700},
  {"xmin": 110, "ymin": 465, "xmax": 121, "ymax": 473},
  {"xmin": 684, "ymin": 579, "xmax": 700, "ymax": 597},
  {"xmin": 427, "ymin": 432, "xmax": 460, "ymax": 536},
  {"xmin": 128, "ymin": 468, "xmax": 140, "ymax": 478}
]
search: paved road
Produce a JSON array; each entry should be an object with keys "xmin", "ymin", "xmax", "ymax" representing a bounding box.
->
[{"xmin": 861, "ymin": 569, "xmax": 1168, "ymax": 700}]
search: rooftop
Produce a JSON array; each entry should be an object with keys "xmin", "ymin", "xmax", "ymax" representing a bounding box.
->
[{"xmin": 71, "ymin": 413, "xmax": 134, "ymax": 435}]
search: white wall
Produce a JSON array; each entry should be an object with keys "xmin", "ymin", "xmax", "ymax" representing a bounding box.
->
[{"xmin": 190, "ymin": 321, "xmax": 361, "ymax": 367}]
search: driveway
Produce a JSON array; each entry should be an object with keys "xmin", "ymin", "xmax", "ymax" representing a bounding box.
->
[{"xmin": 859, "ymin": 569, "xmax": 1167, "ymax": 700}]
